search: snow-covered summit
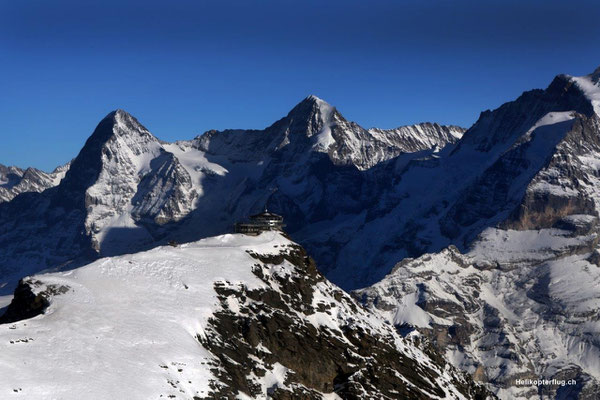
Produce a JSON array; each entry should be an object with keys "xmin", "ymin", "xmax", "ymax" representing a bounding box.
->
[
  {"xmin": 286, "ymin": 95, "xmax": 336, "ymax": 145},
  {"xmin": 0, "ymin": 232, "xmax": 489, "ymax": 399},
  {"xmin": 349, "ymin": 67, "xmax": 600, "ymax": 399},
  {"xmin": 197, "ymin": 95, "xmax": 464, "ymax": 170},
  {"xmin": 305, "ymin": 94, "xmax": 326, "ymax": 102},
  {"xmin": 62, "ymin": 108, "xmax": 198, "ymax": 254},
  {"xmin": 293, "ymin": 94, "xmax": 332, "ymax": 114},
  {"xmin": 570, "ymin": 67, "xmax": 600, "ymax": 117}
]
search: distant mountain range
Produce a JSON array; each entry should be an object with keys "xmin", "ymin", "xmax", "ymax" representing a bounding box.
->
[
  {"xmin": 2, "ymin": 66, "xmax": 600, "ymax": 399},
  {"xmin": 0, "ymin": 95, "xmax": 463, "ymax": 295},
  {"xmin": 0, "ymin": 162, "xmax": 69, "ymax": 203}
]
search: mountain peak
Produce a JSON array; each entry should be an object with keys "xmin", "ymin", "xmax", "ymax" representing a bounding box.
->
[
  {"xmin": 292, "ymin": 94, "xmax": 333, "ymax": 111},
  {"xmin": 282, "ymin": 95, "xmax": 337, "ymax": 141},
  {"xmin": 103, "ymin": 109, "xmax": 140, "ymax": 126},
  {"xmin": 288, "ymin": 95, "xmax": 335, "ymax": 121},
  {"xmin": 304, "ymin": 94, "xmax": 327, "ymax": 103},
  {"xmin": 54, "ymin": 109, "xmax": 160, "ymax": 208},
  {"xmin": 92, "ymin": 109, "xmax": 156, "ymax": 143},
  {"xmin": 100, "ymin": 109, "xmax": 125, "ymax": 121},
  {"xmin": 590, "ymin": 65, "xmax": 600, "ymax": 83}
]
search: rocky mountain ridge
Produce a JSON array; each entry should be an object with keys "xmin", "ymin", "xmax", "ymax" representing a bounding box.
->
[
  {"xmin": 0, "ymin": 232, "xmax": 491, "ymax": 399},
  {"xmin": 354, "ymin": 68, "xmax": 600, "ymax": 398},
  {"xmin": 3, "ymin": 67, "xmax": 600, "ymax": 399},
  {"xmin": 0, "ymin": 96, "xmax": 462, "ymax": 298},
  {"xmin": 0, "ymin": 162, "xmax": 69, "ymax": 203},
  {"xmin": 197, "ymin": 95, "xmax": 465, "ymax": 170}
]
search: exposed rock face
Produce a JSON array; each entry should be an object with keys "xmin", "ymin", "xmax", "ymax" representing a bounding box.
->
[
  {"xmin": 0, "ymin": 232, "xmax": 493, "ymax": 399},
  {"xmin": 0, "ymin": 97, "xmax": 462, "ymax": 295},
  {"xmin": 355, "ymin": 226, "xmax": 600, "ymax": 399},
  {"xmin": 353, "ymin": 95, "xmax": 600, "ymax": 398},
  {"xmin": 368, "ymin": 122, "xmax": 464, "ymax": 154},
  {"xmin": 0, "ymin": 162, "xmax": 69, "ymax": 203},
  {"xmin": 348, "ymin": 68, "xmax": 600, "ymax": 399},
  {"xmin": 0, "ymin": 279, "xmax": 69, "ymax": 324},
  {"xmin": 197, "ymin": 95, "xmax": 465, "ymax": 170},
  {"xmin": 503, "ymin": 116, "xmax": 600, "ymax": 231},
  {"xmin": 195, "ymin": 241, "xmax": 491, "ymax": 399}
]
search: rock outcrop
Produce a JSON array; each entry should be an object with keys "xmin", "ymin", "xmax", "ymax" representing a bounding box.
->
[{"xmin": 0, "ymin": 232, "xmax": 492, "ymax": 399}]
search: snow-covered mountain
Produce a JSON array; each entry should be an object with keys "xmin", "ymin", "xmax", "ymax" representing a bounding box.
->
[
  {"xmin": 0, "ymin": 232, "xmax": 490, "ymax": 399},
  {"xmin": 3, "ymin": 66, "xmax": 600, "ymax": 399},
  {"xmin": 353, "ymin": 68, "xmax": 600, "ymax": 398},
  {"xmin": 0, "ymin": 97, "xmax": 462, "ymax": 300},
  {"xmin": 197, "ymin": 95, "xmax": 464, "ymax": 170},
  {"xmin": 0, "ymin": 162, "xmax": 69, "ymax": 203},
  {"xmin": 0, "ymin": 110, "xmax": 207, "ymax": 302},
  {"xmin": 288, "ymin": 68, "xmax": 600, "ymax": 289},
  {"xmin": 355, "ymin": 230, "xmax": 600, "ymax": 399}
]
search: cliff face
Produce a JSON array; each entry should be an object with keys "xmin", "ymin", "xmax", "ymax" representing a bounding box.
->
[
  {"xmin": 352, "ymin": 69, "xmax": 600, "ymax": 399},
  {"xmin": 355, "ymin": 224, "xmax": 600, "ymax": 399}
]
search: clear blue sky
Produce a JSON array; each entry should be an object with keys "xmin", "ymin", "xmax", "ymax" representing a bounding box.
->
[{"xmin": 1, "ymin": 0, "xmax": 599, "ymax": 171}]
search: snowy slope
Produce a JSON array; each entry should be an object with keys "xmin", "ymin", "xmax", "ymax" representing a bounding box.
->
[
  {"xmin": 0, "ymin": 96, "xmax": 462, "ymax": 298},
  {"xmin": 350, "ymin": 68, "xmax": 600, "ymax": 399},
  {"xmin": 356, "ymin": 227, "xmax": 600, "ymax": 399},
  {"xmin": 316, "ymin": 68, "xmax": 600, "ymax": 290},
  {"xmin": 0, "ymin": 232, "xmax": 489, "ymax": 399},
  {"xmin": 0, "ymin": 162, "xmax": 70, "ymax": 203},
  {"xmin": 2, "ymin": 67, "xmax": 600, "ymax": 399}
]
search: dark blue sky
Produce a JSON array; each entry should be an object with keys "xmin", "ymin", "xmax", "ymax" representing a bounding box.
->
[{"xmin": 2, "ymin": 0, "xmax": 600, "ymax": 171}]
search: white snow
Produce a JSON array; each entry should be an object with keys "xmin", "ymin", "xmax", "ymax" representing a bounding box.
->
[
  {"xmin": 391, "ymin": 292, "xmax": 433, "ymax": 328},
  {"xmin": 0, "ymin": 232, "xmax": 289, "ymax": 399},
  {"xmin": 0, "ymin": 231, "xmax": 477, "ymax": 399},
  {"xmin": 358, "ymin": 224, "xmax": 600, "ymax": 399},
  {"xmin": 163, "ymin": 142, "xmax": 228, "ymax": 190},
  {"xmin": 309, "ymin": 96, "xmax": 336, "ymax": 151},
  {"xmin": 469, "ymin": 227, "xmax": 594, "ymax": 265},
  {"xmin": 523, "ymin": 111, "xmax": 575, "ymax": 139},
  {"xmin": 572, "ymin": 74, "xmax": 600, "ymax": 116}
]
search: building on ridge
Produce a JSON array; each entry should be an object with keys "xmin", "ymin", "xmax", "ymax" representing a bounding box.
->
[{"xmin": 235, "ymin": 209, "xmax": 285, "ymax": 235}]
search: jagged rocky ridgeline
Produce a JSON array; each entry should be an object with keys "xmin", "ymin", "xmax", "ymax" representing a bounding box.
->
[
  {"xmin": 354, "ymin": 238, "xmax": 600, "ymax": 399},
  {"xmin": 0, "ymin": 162, "xmax": 70, "ymax": 203},
  {"xmin": 0, "ymin": 95, "xmax": 463, "ymax": 297},
  {"xmin": 0, "ymin": 233, "xmax": 492, "ymax": 399},
  {"xmin": 3, "ymin": 65, "xmax": 600, "ymax": 399},
  {"xmin": 351, "ymin": 68, "xmax": 600, "ymax": 399}
]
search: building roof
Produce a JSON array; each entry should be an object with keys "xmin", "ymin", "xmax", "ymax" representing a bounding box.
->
[{"xmin": 250, "ymin": 211, "xmax": 283, "ymax": 220}]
